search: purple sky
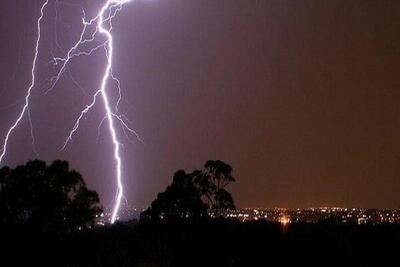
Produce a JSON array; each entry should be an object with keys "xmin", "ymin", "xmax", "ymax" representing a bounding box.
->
[{"xmin": 1, "ymin": 0, "xmax": 400, "ymax": 209}]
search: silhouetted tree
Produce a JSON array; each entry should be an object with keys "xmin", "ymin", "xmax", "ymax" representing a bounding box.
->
[
  {"xmin": 195, "ymin": 160, "xmax": 236, "ymax": 216},
  {"xmin": 141, "ymin": 170, "xmax": 208, "ymax": 221},
  {"xmin": 0, "ymin": 160, "xmax": 102, "ymax": 233},
  {"xmin": 142, "ymin": 160, "xmax": 236, "ymax": 221}
]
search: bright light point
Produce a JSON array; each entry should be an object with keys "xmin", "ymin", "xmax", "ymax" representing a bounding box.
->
[{"xmin": 279, "ymin": 216, "xmax": 290, "ymax": 226}]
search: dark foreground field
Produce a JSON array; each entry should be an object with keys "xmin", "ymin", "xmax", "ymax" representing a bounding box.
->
[{"xmin": 2, "ymin": 220, "xmax": 400, "ymax": 267}]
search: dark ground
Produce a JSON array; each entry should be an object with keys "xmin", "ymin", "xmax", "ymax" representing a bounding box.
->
[{"xmin": 2, "ymin": 219, "xmax": 400, "ymax": 267}]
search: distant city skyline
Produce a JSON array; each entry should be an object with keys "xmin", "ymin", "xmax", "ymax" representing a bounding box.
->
[{"xmin": 101, "ymin": 205, "xmax": 400, "ymax": 225}]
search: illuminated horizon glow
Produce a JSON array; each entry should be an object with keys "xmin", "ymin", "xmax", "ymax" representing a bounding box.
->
[
  {"xmin": 1, "ymin": 0, "xmax": 138, "ymax": 224},
  {"xmin": 0, "ymin": 0, "xmax": 49, "ymax": 164}
]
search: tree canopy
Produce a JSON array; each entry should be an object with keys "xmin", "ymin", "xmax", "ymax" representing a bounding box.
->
[
  {"xmin": 142, "ymin": 160, "xmax": 235, "ymax": 221},
  {"xmin": 196, "ymin": 160, "xmax": 236, "ymax": 216},
  {"xmin": 141, "ymin": 170, "xmax": 208, "ymax": 221},
  {"xmin": 0, "ymin": 160, "xmax": 102, "ymax": 233}
]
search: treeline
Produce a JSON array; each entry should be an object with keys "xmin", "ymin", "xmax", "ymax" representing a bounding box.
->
[{"xmin": 1, "ymin": 160, "xmax": 400, "ymax": 266}]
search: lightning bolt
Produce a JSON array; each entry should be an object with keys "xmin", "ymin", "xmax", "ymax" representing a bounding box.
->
[
  {"xmin": 98, "ymin": 1, "xmax": 126, "ymax": 223},
  {"xmin": 0, "ymin": 0, "xmax": 49, "ymax": 163},
  {"xmin": 1, "ymin": 0, "xmax": 140, "ymax": 224}
]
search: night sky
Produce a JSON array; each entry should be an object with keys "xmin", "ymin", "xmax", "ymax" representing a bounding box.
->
[{"xmin": 0, "ymin": 0, "xmax": 400, "ymax": 209}]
